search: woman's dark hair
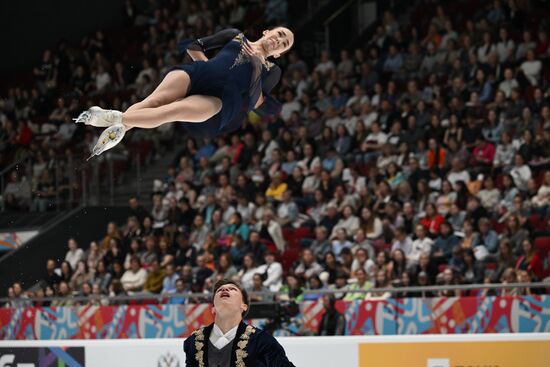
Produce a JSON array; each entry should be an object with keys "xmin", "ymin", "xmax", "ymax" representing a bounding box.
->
[{"xmin": 212, "ymin": 279, "xmax": 250, "ymax": 318}]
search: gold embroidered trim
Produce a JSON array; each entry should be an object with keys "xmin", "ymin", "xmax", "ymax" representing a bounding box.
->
[{"xmin": 235, "ymin": 325, "xmax": 256, "ymax": 367}]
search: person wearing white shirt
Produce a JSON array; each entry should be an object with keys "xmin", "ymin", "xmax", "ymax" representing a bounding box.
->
[
  {"xmin": 510, "ymin": 154, "xmax": 532, "ymax": 192},
  {"xmin": 184, "ymin": 280, "xmax": 294, "ymax": 366},
  {"xmin": 407, "ymin": 225, "xmax": 433, "ymax": 265},
  {"xmin": 314, "ymin": 50, "xmax": 335, "ymax": 75},
  {"xmin": 65, "ymin": 238, "xmax": 84, "ymax": 271},
  {"xmin": 447, "ymin": 158, "xmax": 471, "ymax": 186},
  {"xmin": 360, "ymin": 121, "xmax": 387, "ymax": 164},
  {"xmin": 280, "ymin": 90, "xmax": 301, "ymax": 122},
  {"xmin": 330, "ymin": 205, "xmax": 360, "ymax": 238},
  {"xmin": 520, "ymin": 50, "xmax": 542, "ymax": 86},
  {"xmin": 498, "ymin": 68, "xmax": 519, "ymax": 98},
  {"xmin": 477, "ymin": 32, "xmax": 496, "ymax": 64},
  {"xmin": 495, "ymin": 28, "xmax": 515, "ymax": 63},
  {"xmin": 120, "ymin": 257, "xmax": 148, "ymax": 293},
  {"xmin": 255, "ymin": 252, "xmax": 283, "ymax": 292},
  {"xmin": 351, "ymin": 247, "xmax": 376, "ymax": 280}
]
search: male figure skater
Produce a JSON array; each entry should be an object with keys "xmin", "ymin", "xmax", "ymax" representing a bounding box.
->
[{"xmin": 184, "ymin": 279, "xmax": 295, "ymax": 367}]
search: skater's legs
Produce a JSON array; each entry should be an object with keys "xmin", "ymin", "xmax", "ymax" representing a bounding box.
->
[{"xmin": 122, "ymin": 95, "xmax": 222, "ymax": 129}]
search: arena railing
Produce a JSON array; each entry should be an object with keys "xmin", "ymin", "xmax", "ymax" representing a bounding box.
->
[{"xmin": 1, "ymin": 282, "xmax": 548, "ymax": 306}]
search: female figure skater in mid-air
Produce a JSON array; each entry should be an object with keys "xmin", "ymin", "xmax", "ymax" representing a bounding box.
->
[{"xmin": 75, "ymin": 27, "xmax": 294, "ymax": 159}]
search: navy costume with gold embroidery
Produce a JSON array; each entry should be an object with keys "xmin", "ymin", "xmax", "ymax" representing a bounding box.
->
[
  {"xmin": 174, "ymin": 28, "xmax": 282, "ymax": 138},
  {"xmin": 183, "ymin": 322, "xmax": 295, "ymax": 367}
]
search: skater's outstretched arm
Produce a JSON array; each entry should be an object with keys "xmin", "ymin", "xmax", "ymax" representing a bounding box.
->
[{"xmin": 178, "ymin": 28, "xmax": 241, "ymax": 59}]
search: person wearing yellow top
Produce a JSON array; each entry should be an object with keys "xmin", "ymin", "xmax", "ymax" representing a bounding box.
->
[
  {"xmin": 143, "ymin": 259, "xmax": 165, "ymax": 294},
  {"xmin": 265, "ymin": 172, "xmax": 287, "ymax": 201}
]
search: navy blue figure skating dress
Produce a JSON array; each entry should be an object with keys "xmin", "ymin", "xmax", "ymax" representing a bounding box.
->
[{"xmin": 174, "ymin": 28, "xmax": 282, "ymax": 138}]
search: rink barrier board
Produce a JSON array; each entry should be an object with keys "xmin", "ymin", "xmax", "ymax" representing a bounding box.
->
[
  {"xmin": 1, "ymin": 295, "xmax": 549, "ymax": 340},
  {"xmin": 0, "ymin": 333, "xmax": 549, "ymax": 367}
]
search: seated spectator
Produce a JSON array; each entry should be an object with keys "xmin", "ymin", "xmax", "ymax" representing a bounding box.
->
[
  {"xmin": 65, "ymin": 238, "xmax": 84, "ymax": 271},
  {"xmin": 437, "ymin": 268, "xmax": 461, "ymax": 297},
  {"xmin": 302, "ymin": 275, "xmax": 325, "ymax": 301},
  {"xmin": 461, "ymin": 248, "xmax": 485, "ymax": 284},
  {"xmin": 255, "ymin": 251, "xmax": 283, "ymax": 292},
  {"xmin": 419, "ymin": 203, "xmax": 445, "ymax": 237},
  {"xmin": 472, "ymin": 218, "xmax": 499, "ymax": 255},
  {"xmin": 477, "ymin": 177, "xmax": 501, "ymax": 210},
  {"xmin": 44, "ymin": 259, "xmax": 61, "ymax": 289},
  {"xmin": 100, "ymin": 222, "xmax": 122, "ymax": 251},
  {"xmin": 388, "ymin": 249, "xmax": 408, "ymax": 280},
  {"xmin": 248, "ymin": 273, "xmax": 271, "ymax": 302},
  {"xmin": 85, "ymin": 241, "xmax": 103, "ymax": 272},
  {"xmin": 60, "ymin": 260, "xmax": 73, "ymax": 284},
  {"xmin": 515, "ymin": 239, "xmax": 543, "ymax": 281},
  {"xmin": 70, "ymin": 260, "xmax": 91, "ymax": 293},
  {"xmin": 104, "ymin": 238, "xmax": 125, "ymax": 268},
  {"xmin": 432, "ymin": 221, "xmax": 460, "ymax": 261},
  {"xmin": 331, "ymin": 205, "xmax": 360, "ymax": 238},
  {"xmin": 279, "ymin": 274, "xmax": 304, "ymax": 302},
  {"xmin": 121, "ymin": 256, "xmax": 148, "ymax": 294},
  {"xmin": 294, "ymin": 248, "xmax": 324, "ymax": 280},
  {"xmin": 351, "ymin": 247, "xmax": 375, "ymax": 280},
  {"xmin": 143, "ymin": 259, "xmax": 165, "ymax": 294},
  {"xmin": 92, "ymin": 259, "xmax": 112, "ymax": 293},
  {"xmin": 499, "ymin": 268, "xmax": 519, "ymax": 296},
  {"xmin": 331, "ymin": 228, "xmax": 353, "ymax": 260},
  {"xmin": 361, "ymin": 206, "xmax": 383, "ymax": 243},
  {"xmin": 276, "ymin": 189, "xmax": 299, "ymax": 228},
  {"xmin": 265, "ymin": 172, "xmax": 288, "ymax": 202},
  {"xmin": 255, "ymin": 209, "xmax": 286, "ymax": 252},
  {"xmin": 503, "ymin": 215, "xmax": 530, "ymax": 255},
  {"xmin": 510, "ymin": 154, "xmax": 532, "ymax": 192},
  {"xmin": 365, "ymin": 269, "xmax": 392, "ymax": 299},
  {"xmin": 174, "ymin": 234, "xmax": 197, "ymax": 268},
  {"xmin": 162, "ymin": 263, "xmax": 179, "ymax": 294},
  {"xmin": 168, "ymin": 279, "xmax": 188, "ymax": 305},
  {"xmin": 224, "ymin": 212, "xmax": 250, "ymax": 242},
  {"xmin": 344, "ymin": 268, "xmax": 373, "ymax": 301},
  {"xmin": 391, "ymin": 227, "xmax": 413, "ymax": 256},
  {"xmin": 189, "ymin": 215, "xmax": 209, "ymax": 250},
  {"xmin": 408, "ymin": 225, "xmax": 433, "ymax": 266},
  {"xmin": 210, "ymin": 252, "xmax": 238, "ymax": 282},
  {"xmin": 192, "ymin": 255, "xmax": 213, "ymax": 290},
  {"xmin": 2, "ymin": 171, "xmax": 32, "ymax": 212},
  {"xmin": 234, "ymin": 253, "xmax": 258, "ymax": 290},
  {"xmin": 108, "ymin": 279, "xmax": 127, "ymax": 305}
]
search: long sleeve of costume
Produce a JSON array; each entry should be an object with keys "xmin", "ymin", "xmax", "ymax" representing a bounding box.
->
[
  {"xmin": 178, "ymin": 28, "xmax": 241, "ymax": 55},
  {"xmin": 253, "ymin": 65, "xmax": 282, "ymax": 117},
  {"xmin": 257, "ymin": 331, "xmax": 295, "ymax": 367},
  {"xmin": 183, "ymin": 337, "xmax": 195, "ymax": 367}
]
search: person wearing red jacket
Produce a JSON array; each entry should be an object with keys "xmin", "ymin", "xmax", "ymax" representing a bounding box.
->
[
  {"xmin": 419, "ymin": 203, "xmax": 445, "ymax": 237},
  {"xmin": 515, "ymin": 238, "xmax": 543, "ymax": 280}
]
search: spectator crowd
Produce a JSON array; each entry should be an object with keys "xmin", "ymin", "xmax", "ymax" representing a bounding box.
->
[{"xmin": 3, "ymin": 0, "xmax": 550, "ymax": 310}]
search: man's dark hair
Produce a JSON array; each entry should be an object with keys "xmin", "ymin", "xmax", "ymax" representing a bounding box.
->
[{"xmin": 212, "ymin": 279, "xmax": 250, "ymax": 319}]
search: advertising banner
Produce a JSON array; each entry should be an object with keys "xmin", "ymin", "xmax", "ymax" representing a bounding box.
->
[
  {"xmin": 359, "ymin": 340, "xmax": 550, "ymax": 367},
  {"xmin": 1, "ymin": 296, "xmax": 549, "ymax": 340}
]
